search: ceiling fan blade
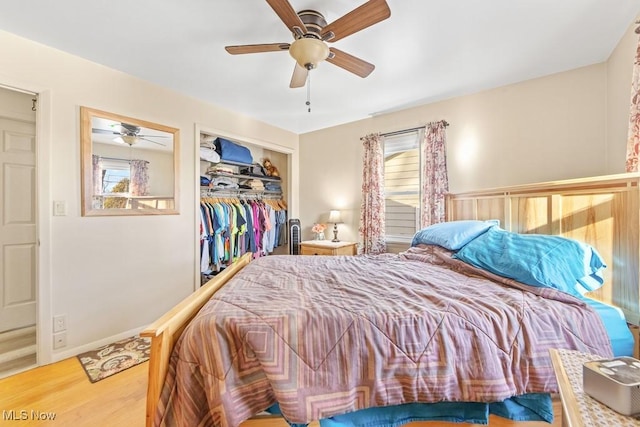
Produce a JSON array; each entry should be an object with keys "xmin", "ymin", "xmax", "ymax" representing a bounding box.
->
[
  {"xmin": 225, "ymin": 43, "xmax": 290, "ymax": 55},
  {"xmin": 137, "ymin": 134, "xmax": 170, "ymax": 138},
  {"xmin": 290, "ymin": 64, "xmax": 308, "ymax": 88},
  {"xmin": 321, "ymin": 0, "xmax": 391, "ymax": 42},
  {"xmin": 139, "ymin": 137, "xmax": 166, "ymax": 147},
  {"xmin": 327, "ymin": 48, "xmax": 375, "ymax": 78},
  {"xmin": 92, "ymin": 128, "xmax": 121, "ymax": 135},
  {"xmin": 265, "ymin": 0, "xmax": 308, "ymax": 34}
]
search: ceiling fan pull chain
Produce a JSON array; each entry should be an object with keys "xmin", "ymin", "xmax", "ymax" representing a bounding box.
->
[{"xmin": 306, "ymin": 72, "xmax": 311, "ymax": 113}]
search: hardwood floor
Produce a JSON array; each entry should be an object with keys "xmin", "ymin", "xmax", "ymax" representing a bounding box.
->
[{"xmin": 0, "ymin": 357, "xmax": 147, "ymax": 426}]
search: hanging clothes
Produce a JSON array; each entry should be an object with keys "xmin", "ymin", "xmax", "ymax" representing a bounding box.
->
[{"xmin": 199, "ymin": 196, "xmax": 287, "ymax": 274}]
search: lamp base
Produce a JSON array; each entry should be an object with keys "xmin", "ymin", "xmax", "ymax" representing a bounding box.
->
[{"xmin": 332, "ymin": 224, "xmax": 340, "ymax": 242}]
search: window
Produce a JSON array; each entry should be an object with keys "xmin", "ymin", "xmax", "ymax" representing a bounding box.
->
[
  {"xmin": 383, "ymin": 130, "xmax": 422, "ymax": 242},
  {"xmin": 100, "ymin": 158, "xmax": 131, "ymax": 209}
]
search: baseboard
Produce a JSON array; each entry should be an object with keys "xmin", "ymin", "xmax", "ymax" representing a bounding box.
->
[{"xmin": 50, "ymin": 325, "xmax": 147, "ymax": 363}]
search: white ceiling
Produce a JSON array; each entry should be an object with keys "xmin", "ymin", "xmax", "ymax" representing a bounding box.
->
[{"xmin": 1, "ymin": 1, "xmax": 639, "ymax": 134}]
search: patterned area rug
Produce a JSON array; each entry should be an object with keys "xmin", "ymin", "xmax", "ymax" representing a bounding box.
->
[{"xmin": 76, "ymin": 335, "xmax": 151, "ymax": 383}]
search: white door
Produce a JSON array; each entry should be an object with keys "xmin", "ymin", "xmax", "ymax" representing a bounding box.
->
[{"xmin": 0, "ymin": 116, "xmax": 36, "ymax": 333}]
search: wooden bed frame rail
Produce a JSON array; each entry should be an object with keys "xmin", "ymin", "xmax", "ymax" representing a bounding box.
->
[{"xmin": 140, "ymin": 252, "xmax": 252, "ymax": 427}]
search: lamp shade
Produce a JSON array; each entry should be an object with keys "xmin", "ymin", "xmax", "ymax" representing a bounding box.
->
[
  {"xmin": 328, "ymin": 210, "xmax": 342, "ymax": 223},
  {"xmin": 289, "ymin": 38, "xmax": 329, "ymax": 69}
]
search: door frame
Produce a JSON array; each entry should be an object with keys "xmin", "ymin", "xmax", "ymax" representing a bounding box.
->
[{"xmin": 0, "ymin": 80, "xmax": 53, "ymax": 365}]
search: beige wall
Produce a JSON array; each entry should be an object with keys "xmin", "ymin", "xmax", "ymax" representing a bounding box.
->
[
  {"xmin": 0, "ymin": 29, "xmax": 299, "ymax": 362},
  {"xmin": 299, "ymin": 120, "xmax": 370, "ymax": 242},
  {"xmin": 299, "ymin": 20, "xmax": 638, "ymax": 246}
]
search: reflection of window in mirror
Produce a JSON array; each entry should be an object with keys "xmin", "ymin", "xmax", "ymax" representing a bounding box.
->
[
  {"xmin": 80, "ymin": 106, "xmax": 180, "ymax": 216},
  {"xmin": 99, "ymin": 157, "xmax": 131, "ymax": 209}
]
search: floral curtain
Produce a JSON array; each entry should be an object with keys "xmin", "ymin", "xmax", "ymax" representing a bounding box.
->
[
  {"xmin": 130, "ymin": 159, "xmax": 150, "ymax": 196},
  {"xmin": 420, "ymin": 121, "xmax": 449, "ymax": 227},
  {"xmin": 625, "ymin": 25, "xmax": 640, "ymax": 172},
  {"xmin": 358, "ymin": 133, "xmax": 386, "ymax": 254}
]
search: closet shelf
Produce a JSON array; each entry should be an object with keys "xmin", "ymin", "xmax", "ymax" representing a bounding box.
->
[
  {"xmin": 201, "ymin": 158, "xmax": 272, "ymax": 170},
  {"xmin": 214, "ymin": 159, "xmax": 254, "ymax": 168},
  {"xmin": 207, "ymin": 172, "xmax": 282, "ymax": 183},
  {"xmin": 200, "ymin": 149, "xmax": 282, "ymax": 197},
  {"xmin": 200, "ymin": 186, "xmax": 282, "ymax": 195}
]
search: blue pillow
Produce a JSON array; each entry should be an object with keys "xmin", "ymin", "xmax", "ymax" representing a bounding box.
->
[
  {"xmin": 575, "ymin": 243, "xmax": 607, "ymax": 294},
  {"xmin": 576, "ymin": 271, "xmax": 605, "ymax": 295},
  {"xmin": 411, "ymin": 220, "xmax": 499, "ymax": 250},
  {"xmin": 453, "ymin": 227, "xmax": 606, "ymax": 296}
]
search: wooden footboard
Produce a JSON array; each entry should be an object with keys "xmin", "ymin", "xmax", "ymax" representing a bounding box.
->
[{"xmin": 140, "ymin": 252, "xmax": 253, "ymax": 427}]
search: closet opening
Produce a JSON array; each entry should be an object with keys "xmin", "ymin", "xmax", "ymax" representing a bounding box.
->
[{"xmin": 195, "ymin": 126, "xmax": 295, "ymax": 289}]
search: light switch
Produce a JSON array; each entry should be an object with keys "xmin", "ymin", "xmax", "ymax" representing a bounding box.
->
[{"xmin": 53, "ymin": 200, "xmax": 67, "ymax": 216}]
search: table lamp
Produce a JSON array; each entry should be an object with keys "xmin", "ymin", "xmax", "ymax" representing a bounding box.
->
[{"xmin": 328, "ymin": 210, "xmax": 343, "ymax": 242}]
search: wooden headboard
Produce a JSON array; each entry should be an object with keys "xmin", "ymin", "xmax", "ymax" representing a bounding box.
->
[{"xmin": 446, "ymin": 173, "xmax": 640, "ymax": 325}]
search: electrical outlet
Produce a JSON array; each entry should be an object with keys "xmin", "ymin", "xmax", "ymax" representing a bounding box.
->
[
  {"xmin": 53, "ymin": 332, "xmax": 67, "ymax": 349},
  {"xmin": 53, "ymin": 314, "xmax": 66, "ymax": 333}
]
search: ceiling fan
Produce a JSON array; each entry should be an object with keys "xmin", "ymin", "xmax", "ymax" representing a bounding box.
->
[
  {"xmin": 92, "ymin": 123, "xmax": 168, "ymax": 147},
  {"xmin": 225, "ymin": 0, "xmax": 391, "ymax": 88}
]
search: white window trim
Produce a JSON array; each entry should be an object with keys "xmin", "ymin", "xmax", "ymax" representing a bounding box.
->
[{"xmin": 383, "ymin": 129, "xmax": 424, "ymax": 242}]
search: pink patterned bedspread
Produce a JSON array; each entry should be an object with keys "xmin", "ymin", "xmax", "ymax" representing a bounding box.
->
[{"xmin": 156, "ymin": 246, "xmax": 613, "ymax": 426}]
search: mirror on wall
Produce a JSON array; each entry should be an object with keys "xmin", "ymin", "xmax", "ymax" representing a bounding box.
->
[{"xmin": 80, "ymin": 107, "xmax": 180, "ymax": 216}]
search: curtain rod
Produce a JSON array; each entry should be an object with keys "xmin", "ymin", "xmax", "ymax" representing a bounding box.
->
[
  {"xmin": 380, "ymin": 120, "xmax": 449, "ymax": 138},
  {"xmin": 98, "ymin": 155, "xmax": 148, "ymax": 164},
  {"xmin": 99, "ymin": 156, "xmax": 130, "ymax": 163}
]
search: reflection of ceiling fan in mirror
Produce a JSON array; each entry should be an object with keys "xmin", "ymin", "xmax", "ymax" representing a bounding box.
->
[
  {"xmin": 92, "ymin": 123, "xmax": 168, "ymax": 146},
  {"xmin": 225, "ymin": 0, "xmax": 391, "ymax": 88}
]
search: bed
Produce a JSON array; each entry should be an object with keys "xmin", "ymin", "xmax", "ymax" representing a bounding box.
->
[{"xmin": 142, "ymin": 173, "xmax": 640, "ymax": 427}]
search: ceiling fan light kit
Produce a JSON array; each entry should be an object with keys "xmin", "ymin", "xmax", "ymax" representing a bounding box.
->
[
  {"xmin": 121, "ymin": 135, "xmax": 139, "ymax": 146},
  {"xmin": 289, "ymin": 37, "xmax": 329, "ymax": 69}
]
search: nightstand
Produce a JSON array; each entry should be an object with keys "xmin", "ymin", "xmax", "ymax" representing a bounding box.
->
[
  {"xmin": 299, "ymin": 240, "xmax": 357, "ymax": 256},
  {"xmin": 549, "ymin": 348, "xmax": 640, "ymax": 426}
]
